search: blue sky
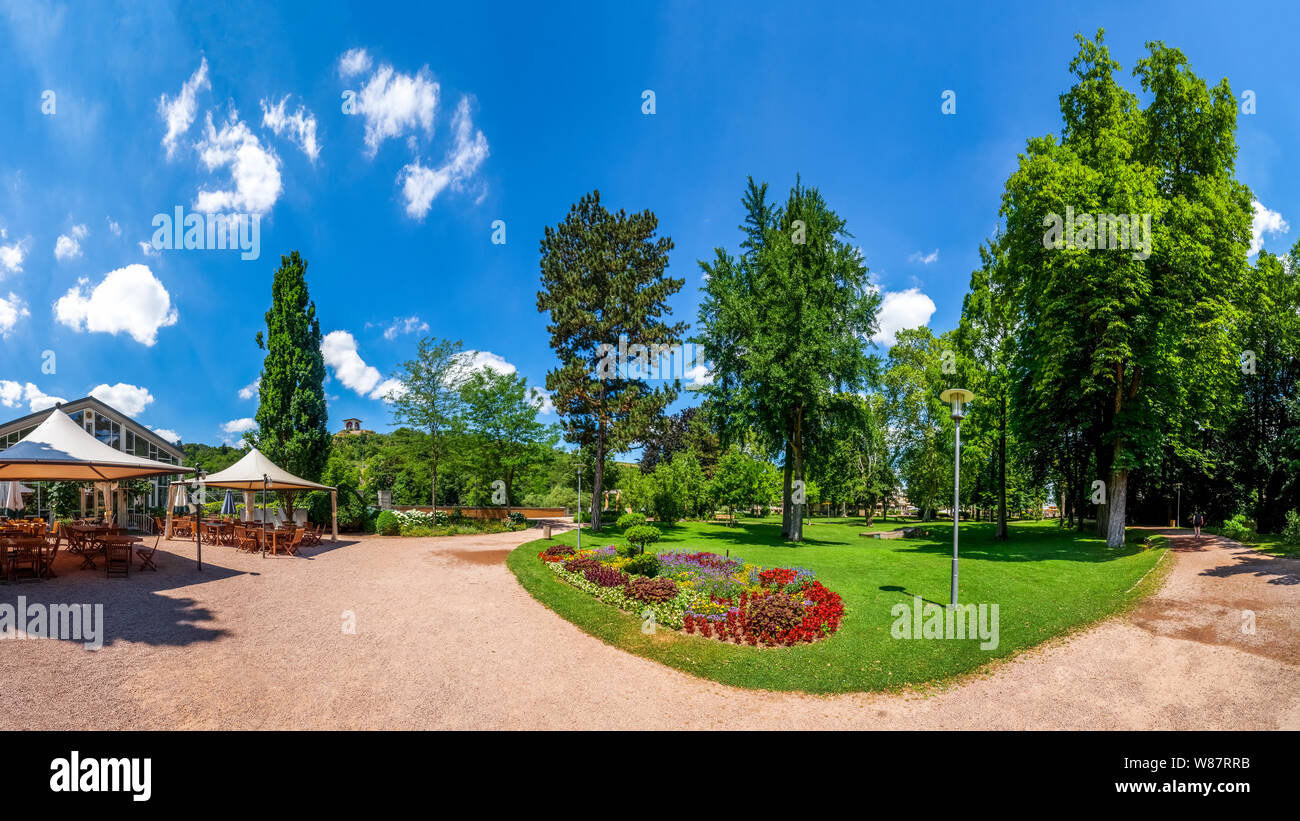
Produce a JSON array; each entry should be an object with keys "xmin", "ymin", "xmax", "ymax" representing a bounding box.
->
[{"xmin": 0, "ymin": 0, "xmax": 1296, "ymax": 447}]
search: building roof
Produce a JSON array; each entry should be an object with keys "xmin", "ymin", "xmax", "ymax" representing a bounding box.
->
[{"xmin": 0, "ymin": 396, "xmax": 185, "ymax": 460}]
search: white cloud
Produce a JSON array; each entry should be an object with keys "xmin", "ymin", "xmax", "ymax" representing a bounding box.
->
[
  {"xmin": 0, "ymin": 380, "xmax": 22, "ymax": 408},
  {"xmin": 194, "ymin": 111, "xmax": 283, "ymax": 214},
  {"xmin": 321, "ymin": 330, "xmax": 397, "ymax": 400},
  {"xmin": 53, "ymin": 264, "xmax": 178, "ymax": 346},
  {"xmin": 908, "ymin": 248, "xmax": 939, "ymax": 265},
  {"xmin": 871, "ymin": 287, "xmax": 937, "ymax": 347},
  {"xmin": 19, "ymin": 382, "xmax": 65, "ymax": 413},
  {"xmin": 1, "ymin": 235, "xmax": 28, "ymax": 275},
  {"xmin": 685, "ymin": 363, "xmax": 714, "ymax": 389},
  {"xmin": 0, "ymin": 292, "xmax": 29, "ymax": 337},
  {"xmin": 54, "ymin": 224, "xmax": 86, "ymax": 261},
  {"xmin": 338, "ymin": 47, "xmax": 372, "ymax": 79},
  {"xmin": 106, "ymin": 217, "xmax": 121, "ymax": 236},
  {"xmin": 454, "ymin": 349, "xmax": 516, "ymax": 379},
  {"xmin": 383, "ymin": 315, "xmax": 428, "ymax": 340},
  {"xmin": 261, "ymin": 95, "xmax": 320, "ymax": 163},
  {"xmin": 528, "ymin": 387, "xmax": 555, "ymax": 415},
  {"xmin": 1251, "ymin": 200, "xmax": 1289, "ymax": 256},
  {"xmin": 150, "ymin": 427, "xmax": 181, "ymax": 444},
  {"xmin": 138, "ymin": 240, "xmax": 157, "ymax": 256},
  {"xmin": 221, "ymin": 418, "xmax": 256, "ymax": 435},
  {"xmin": 397, "ymin": 96, "xmax": 488, "ymax": 219},
  {"xmin": 89, "ymin": 382, "xmax": 155, "ymax": 416},
  {"xmin": 158, "ymin": 58, "xmax": 210, "ymax": 159},
  {"xmin": 238, "ymin": 377, "xmax": 260, "ymax": 400},
  {"xmin": 355, "ymin": 63, "xmax": 439, "ymax": 156}
]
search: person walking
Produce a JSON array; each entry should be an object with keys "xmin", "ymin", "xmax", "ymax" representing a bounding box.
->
[{"xmin": 1192, "ymin": 510, "xmax": 1205, "ymax": 541}]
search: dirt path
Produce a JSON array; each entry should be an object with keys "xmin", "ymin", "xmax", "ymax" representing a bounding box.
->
[{"xmin": 3, "ymin": 524, "xmax": 1295, "ymax": 729}]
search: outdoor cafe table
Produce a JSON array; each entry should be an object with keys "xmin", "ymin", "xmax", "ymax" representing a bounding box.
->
[
  {"xmin": 254, "ymin": 527, "xmax": 297, "ymax": 555},
  {"xmin": 63, "ymin": 523, "xmax": 115, "ymax": 554},
  {"xmin": 1, "ymin": 535, "xmax": 47, "ymax": 581},
  {"xmin": 82, "ymin": 534, "xmax": 141, "ymax": 570}
]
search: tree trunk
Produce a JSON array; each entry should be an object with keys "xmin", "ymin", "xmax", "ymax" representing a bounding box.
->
[
  {"xmin": 780, "ymin": 439, "xmax": 793, "ymax": 539},
  {"xmin": 788, "ymin": 413, "xmax": 805, "ymax": 542},
  {"xmin": 1106, "ymin": 445, "xmax": 1128, "ymax": 548},
  {"xmin": 996, "ymin": 392, "xmax": 1008, "ymax": 540},
  {"xmin": 591, "ymin": 424, "xmax": 606, "ymax": 531}
]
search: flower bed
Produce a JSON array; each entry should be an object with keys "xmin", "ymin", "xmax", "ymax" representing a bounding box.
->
[{"xmin": 539, "ymin": 546, "xmax": 844, "ymax": 646}]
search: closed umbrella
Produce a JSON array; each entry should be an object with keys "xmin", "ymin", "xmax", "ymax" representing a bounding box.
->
[
  {"xmin": 2, "ymin": 481, "xmax": 26, "ymax": 516},
  {"xmin": 220, "ymin": 489, "xmax": 237, "ymax": 517}
]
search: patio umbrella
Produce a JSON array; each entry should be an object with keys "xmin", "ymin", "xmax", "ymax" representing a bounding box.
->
[
  {"xmin": 220, "ymin": 489, "xmax": 237, "ymax": 516},
  {"xmin": 1, "ymin": 480, "xmax": 27, "ymax": 516}
]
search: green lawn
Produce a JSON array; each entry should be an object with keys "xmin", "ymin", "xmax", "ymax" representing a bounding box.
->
[
  {"xmin": 507, "ymin": 517, "xmax": 1170, "ymax": 693},
  {"xmin": 1240, "ymin": 534, "xmax": 1300, "ymax": 558}
]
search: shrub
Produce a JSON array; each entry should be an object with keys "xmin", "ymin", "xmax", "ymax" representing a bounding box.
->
[
  {"xmin": 1221, "ymin": 514, "xmax": 1256, "ymax": 543},
  {"xmin": 745, "ymin": 593, "xmax": 806, "ymax": 642},
  {"xmin": 583, "ymin": 565, "xmax": 629, "ymax": 588},
  {"xmin": 624, "ymin": 524, "xmax": 661, "ymax": 555},
  {"xmin": 617, "ymin": 512, "xmax": 646, "ymax": 531},
  {"xmin": 375, "ymin": 510, "xmax": 400, "ymax": 536},
  {"xmin": 506, "ymin": 511, "xmax": 527, "ymax": 528},
  {"xmin": 1281, "ymin": 510, "xmax": 1300, "ymax": 545},
  {"xmin": 544, "ymin": 544, "xmax": 576, "ymax": 557},
  {"xmin": 625, "ymin": 576, "xmax": 678, "ymax": 603},
  {"xmin": 563, "ymin": 556, "xmax": 603, "ymax": 574},
  {"xmin": 623, "ymin": 553, "xmax": 661, "ymax": 577}
]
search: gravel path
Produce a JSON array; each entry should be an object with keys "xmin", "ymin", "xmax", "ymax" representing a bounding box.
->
[{"xmin": 2, "ymin": 524, "xmax": 1295, "ymax": 729}]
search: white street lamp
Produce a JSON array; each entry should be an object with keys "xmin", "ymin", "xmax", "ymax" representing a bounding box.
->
[{"xmin": 940, "ymin": 388, "xmax": 974, "ymax": 607}]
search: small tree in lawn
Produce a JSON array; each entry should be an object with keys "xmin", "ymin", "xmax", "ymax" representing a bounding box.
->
[
  {"xmin": 386, "ymin": 337, "xmax": 465, "ymax": 511},
  {"xmin": 624, "ymin": 524, "xmax": 661, "ymax": 556},
  {"xmin": 253, "ymin": 250, "xmax": 331, "ymax": 519}
]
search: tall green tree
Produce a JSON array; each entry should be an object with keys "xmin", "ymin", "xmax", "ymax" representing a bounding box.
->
[
  {"xmin": 386, "ymin": 337, "xmax": 465, "ymax": 509},
  {"xmin": 882, "ymin": 327, "xmax": 952, "ymax": 521},
  {"xmin": 458, "ymin": 368, "xmax": 556, "ymax": 514},
  {"xmin": 956, "ymin": 240, "xmax": 1018, "ymax": 539},
  {"xmin": 697, "ymin": 177, "xmax": 881, "ymax": 541},
  {"xmin": 999, "ymin": 32, "xmax": 1250, "ymax": 546},
  {"xmin": 537, "ymin": 190, "xmax": 685, "ymax": 531},
  {"xmin": 253, "ymin": 250, "xmax": 331, "ymax": 516}
]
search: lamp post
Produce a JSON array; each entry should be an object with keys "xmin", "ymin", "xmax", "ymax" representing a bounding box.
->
[
  {"xmin": 1174, "ymin": 482, "xmax": 1182, "ymax": 528},
  {"xmin": 193, "ymin": 466, "xmax": 207, "ymax": 571},
  {"xmin": 939, "ymin": 389, "xmax": 974, "ymax": 607},
  {"xmin": 576, "ymin": 442, "xmax": 582, "ymax": 552},
  {"xmin": 262, "ymin": 473, "xmax": 270, "ymax": 558}
]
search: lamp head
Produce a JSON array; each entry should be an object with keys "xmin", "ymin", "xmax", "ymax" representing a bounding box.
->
[{"xmin": 939, "ymin": 388, "xmax": 975, "ymax": 420}]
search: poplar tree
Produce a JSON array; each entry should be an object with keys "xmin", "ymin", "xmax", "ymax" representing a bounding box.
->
[{"xmin": 253, "ymin": 250, "xmax": 331, "ymax": 516}]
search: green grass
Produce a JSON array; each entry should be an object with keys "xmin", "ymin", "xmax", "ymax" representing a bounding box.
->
[
  {"xmin": 1242, "ymin": 533, "xmax": 1300, "ymax": 558},
  {"xmin": 507, "ymin": 516, "xmax": 1170, "ymax": 693}
]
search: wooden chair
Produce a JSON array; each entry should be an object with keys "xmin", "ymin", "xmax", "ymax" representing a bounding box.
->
[
  {"xmin": 7, "ymin": 539, "xmax": 40, "ymax": 582},
  {"xmin": 283, "ymin": 526, "xmax": 305, "ymax": 556},
  {"xmin": 301, "ymin": 523, "xmax": 321, "ymax": 547},
  {"xmin": 234, "ymin": 526, "xmax": 259, "ymax": 552},
  {"xmin": 39, "ymin": 532, "xmax": 61, "ymax": 579},
  {"xmin": 136, "ymin": 534, "xmax": 161, "ymax": 571},
  {"xmin": 104, "ymin": 538, "xmax": 132, "ymax": 578}
]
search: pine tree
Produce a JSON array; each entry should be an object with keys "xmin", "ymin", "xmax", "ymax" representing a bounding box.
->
[{"xmin": 537, "ymin": 191, "xmax": 685, "ymax": 532}]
